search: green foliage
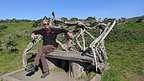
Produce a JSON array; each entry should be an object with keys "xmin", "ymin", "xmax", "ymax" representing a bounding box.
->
[
  {"xmin": 136, "ymin": 18, "xmax": 143, "ymax": 23},
  {"xmin": 76, "ymin": 72, "xmax": 96, "ymax": 81},
  {"xmin": 104, "ymin": 18, "xmax": 115, "ymax": 23},
  {"xmin": 61, "ymin": 17, "xmax": 68, "ymax": 22},
  {"xmin": 51, "ymin": 67, "xmax": 65, "ymax": 72},
  {"xmin": 0, "ymin": 21, "xmax": 33, "ymax": 73},
  {"xmin": 102, "ymin": 42, "xmax": 144, "ymax": 81},
  {"xmin": 118, "ymin": 17, "xmax": 127, "ymax": 23},
  {"xmin": 0, "ymin": 25, "xmax": 8, "ymax": 32},
  {"xmin": 86, "ymin": 17, "xmax": 96, "ymax": 21},
  {"xmin": 0, "ymin": 53, "xmax": 22, "ymax": 72},
  {"xmin": 127, "ymin": 16, "xmax": 144, "ymax": 22},
  {"xmin": 101, "ymin": 22, "xmax": 144, "ymax": 81},
  {"xmin": 70, "ymin": 17, "xmax": 78, "ymax": 21},
  {"xmin": 89, "ymin": 22, "xmax": 98, "ymax": 27},
  {"xmin": 0, "ymin": 34, "xmax": 18, "ymax": 53},
  {"xmin": 107, "ymin": 22, "xmax": 144, "ymax": 43},
  {"xmin": 32, "ymin": 21, "xmax": 41, "ymax": 28}
]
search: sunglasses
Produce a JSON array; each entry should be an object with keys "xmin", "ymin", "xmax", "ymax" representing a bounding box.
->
[{"xmin": 43, "ymin": 23, "xmax": 49, "ymax": 26}]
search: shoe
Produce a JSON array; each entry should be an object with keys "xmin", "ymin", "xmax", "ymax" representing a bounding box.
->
[
  {"xmin": 41, "ymin": 71, "xmax": 49, "ymax": 78},
  {"xmin": 25, "ymin": 64, "xmax": 38, "ymax": 72},
  {"xmin": 25, "ymin": 64, "xmax": 38, "ymax": 76},
  {"xmin": 26, "ymin": 70, "xmax": 35, "ymax": 76}
]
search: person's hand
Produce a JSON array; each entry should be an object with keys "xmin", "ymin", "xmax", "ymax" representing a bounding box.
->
[
  {"xmin": 31, "ymin": 33, "xmax": 37, "ymax": 40},
  {"xmin": 32, "ymin": 39, "xmax": 36, "ymax": 44},
  {"xmin": 67, "ymin": 32, "xmax": 74, "ymax": 39},
  {"xmin": 31, "ymin": 33, "xmax": 37, "ymax": 43}
]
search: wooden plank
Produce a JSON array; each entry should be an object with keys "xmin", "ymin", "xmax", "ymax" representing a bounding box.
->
[
  {"xmin": 29, "ymin": 50, "xmax": 94, "ymax": 63},
  {"xmin": 47, "ymin": 50, "xmax": 94, "ymax": 63}
]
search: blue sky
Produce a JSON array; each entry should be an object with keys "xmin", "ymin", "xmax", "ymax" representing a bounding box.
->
[{"xmin": 0, "ymin": 0, "xmax": 144, "ymax": 20}]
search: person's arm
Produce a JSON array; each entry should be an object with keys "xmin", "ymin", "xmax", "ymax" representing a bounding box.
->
[
  {"xmin": 66, "ymin": 32, "xmax": 74, "ymax": 50},
  {"xmin": 57, "ymin": 28, "xmax": 74, "ymax": 40},
  {"xmin": 56, "ymin": 28, "xmax": 74, "ymax": 50},
  {"xmin": 31, "ymin": 29, "xmax": 43, "ymax": 43}
]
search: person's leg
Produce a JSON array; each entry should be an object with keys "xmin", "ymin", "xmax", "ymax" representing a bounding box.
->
[
  {"xmin": 41, "ymin": 45, "xmax": 56, "ymax": 72},
  {"xmin": 25, "ymin": 47, "xmax": 44, "ymax": 76},
  {"xmin": 40, "ymin": 45, "xmax": 56, "ymax": 78},
  {"xmin": 34, "ymin": 47, "xmax": 45, "ymax": 66},
  {"xmin": 40, "ymin": 54, "xmax": 49, "ymax": 72}
]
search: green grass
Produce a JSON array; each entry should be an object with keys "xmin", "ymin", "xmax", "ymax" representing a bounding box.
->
[
  {"xmin": 0, "ymin": 22, "xmax": 33, "ymax": 33},
  {"xmin": 77, "ymin": 72, "xmax": 96, "ymax": 81},
  {"xmin": 101, "ymin": 22, "xmax": 144, "ymax": 81},
  {"xmin": 51, "ymin": 67, "xmax": 65, "ymax": 72},
  {"xmin": 0, "ymin": 21, "xmax": 33, "ymax": 73},
  {"xmin": 102, "ymin": 42, "xmax": 144, "ymax": 81},
  {"xmin": 0, "ymin": 53, "xmax": 22, "ymax": 72}
]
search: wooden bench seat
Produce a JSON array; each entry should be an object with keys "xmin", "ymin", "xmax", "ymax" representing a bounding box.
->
[{"xmin": 30, "ymin": 50, "xmax": 94, "ymax": 63}]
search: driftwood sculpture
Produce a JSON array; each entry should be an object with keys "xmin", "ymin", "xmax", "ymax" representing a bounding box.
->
[{"xmin": 23, "ymin": 16, "xmax": 116, "ymax": 76}]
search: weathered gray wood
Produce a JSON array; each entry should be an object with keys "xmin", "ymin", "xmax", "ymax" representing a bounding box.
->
[
  {"xmin": 27, "ymin": 50, "xmax": 94, "ymax": 64},
  {"xmin": 70, "ymin": 62, "xmax": 85, "ymax": 78},
  {"xmin": 90, "ymin": 74, "xmax": 101, "ymax": 81},
  {"xmin": 46, "ymin": 59, "xmax": 57, "ymax": 70},
  {"xmin": 81, "ymin": 29, "xmax": 86, "ymax": 50},
  {"xmin": 47, "ymin": 50, "xmax": 94, "ymax": 63},
  {"xmin": 75, "ymin": 28, "xmax": 84, "ymax": 50},
  {"xmin": 56, "ymin": 39, "xmax": 67, "ymax": 51},
  {"xmin": 23, "ymin": 35, "xmax": 42, "ymax": 67}
]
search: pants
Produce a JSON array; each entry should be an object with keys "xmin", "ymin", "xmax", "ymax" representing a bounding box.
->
[{"xmin": 34, "ymin": 45, "xmax": 56, "ymax": 72}]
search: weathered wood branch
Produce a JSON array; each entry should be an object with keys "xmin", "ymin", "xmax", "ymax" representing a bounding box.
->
[
  {"xmin": 23, "ymin": 35, "xmax": 42, "ymax": 67},
  {"xmin": 56, "ymin": 39, "xmax": 68, "ymax": 51}
]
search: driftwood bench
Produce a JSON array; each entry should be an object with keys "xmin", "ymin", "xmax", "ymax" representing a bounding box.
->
[
  {"xmin": 27, "ymin": 50, "xmax": 95, "ymax": 78},
  {"xmin": 23, "ymin": 20, "xmax": 116, "ymax": 78}
]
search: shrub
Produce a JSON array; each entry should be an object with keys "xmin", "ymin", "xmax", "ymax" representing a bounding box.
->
[
  {"xmin": 0, "ymin": 34, "xmax": 18, "ymax": 53},
  {"xmin": 32, "ymin": 21, "xmax": 41, "ymax": 28},
  {"xmin": 0, "ymin": 25, "xmax": 8, "ymax": 32}
]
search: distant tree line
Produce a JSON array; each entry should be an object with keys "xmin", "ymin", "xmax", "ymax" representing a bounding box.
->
[
  {"xmin": 0, "ymin": 16, "xmax": 143, "ymax": 27},
  {"xmin": 0, "ymin": 18, "xmax": 33, "ymax": 23}
]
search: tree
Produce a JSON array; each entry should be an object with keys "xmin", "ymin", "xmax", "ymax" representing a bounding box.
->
[
  {"xmin": 104, "ymin": 18, "xmax": 115, "ymax": 23},
  {"xmin": 12, "ymin": 18, "xmax": 17, "ymax": 22},
  {"xmin": 61, "ymin": 17, "xmax": 68, "ymax": 22},
  {"xmin": 118, "ymin": 17, "xmax": 126, "ymax": 23},
  {"xmin": 86, "ymin": 17, "xmax": 96, "ymax": 21},
  {"xmin": 136, "ymin": 18, "xmax": 143, "ymax": 23},
  {"xmin": 70, "ymin": 17, "xmax": 78, "ymax": 22},
  {"xmin": 32, "ymin": 19, "xmax": 43, "ymax": 28},
  {"xmin": 32, "ymin": 21, "xmax": 40, "ymax": 28}
]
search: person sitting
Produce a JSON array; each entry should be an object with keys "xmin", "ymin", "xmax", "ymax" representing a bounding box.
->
[{"xmin": 26, "ymin": 19, "xmax": 73, "ymax": 78}]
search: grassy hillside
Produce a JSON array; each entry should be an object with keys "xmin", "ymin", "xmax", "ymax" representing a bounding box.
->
[
  {"xmin": 102, "ymin": 22, "xmax": 144, "ymax": 81},
  {"xmin": 0, "ymin": 22, "xmax": 33, "ymax": 72},
  {"xmin": 0, "ymin": 21, "xmax": 144, "ymax": 81}
]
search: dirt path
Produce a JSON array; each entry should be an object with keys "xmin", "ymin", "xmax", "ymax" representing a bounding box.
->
[
  {"xmin": 1, "ymin": 69, "xmax": 85, "ymax": 81},
  {"xmin": 0, "ymin": 72, "xmax": 6, "ymax": 76}
]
